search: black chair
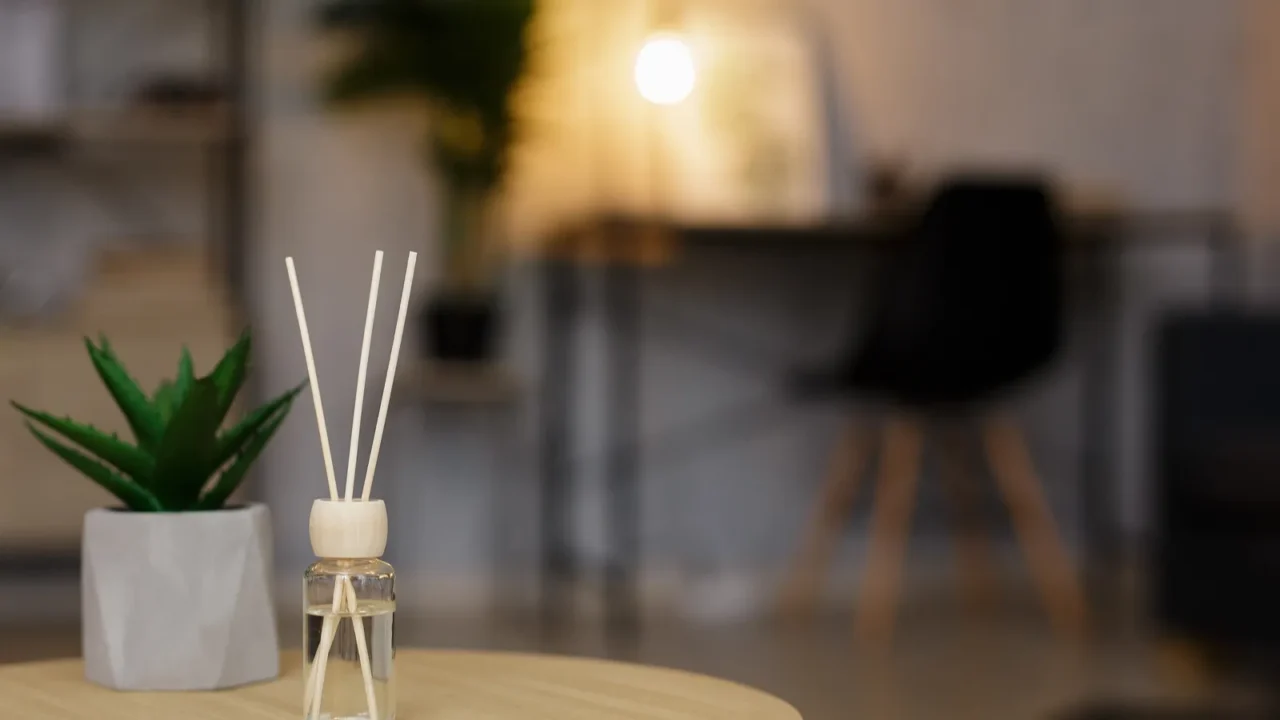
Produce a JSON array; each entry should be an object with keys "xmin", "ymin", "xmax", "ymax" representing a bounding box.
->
[{"xmin": 780, "ymin": 176, "xmax": 1086, "ymax": 644}]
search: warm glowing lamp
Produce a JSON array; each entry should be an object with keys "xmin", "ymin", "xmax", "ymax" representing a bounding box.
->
[{"xmin": 634, "ymin": 33, "xmax": 696, "ymax": 106}]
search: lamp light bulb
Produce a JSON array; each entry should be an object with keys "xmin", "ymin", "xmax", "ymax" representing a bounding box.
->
[{"xmin": 634, "ymin": 33, "xmax": 696, "ymax": 106}]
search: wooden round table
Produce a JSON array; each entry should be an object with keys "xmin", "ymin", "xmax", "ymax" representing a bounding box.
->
[{"xmin": 0, "ymin": 649, "xmax": 802, "ymax": 719}]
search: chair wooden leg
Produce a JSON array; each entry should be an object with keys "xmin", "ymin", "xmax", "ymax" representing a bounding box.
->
[
  {"xmin": 981, "ymin": 415, "xmax": 1088, "ymax": 641},
  {"xmin": 936, "ymin": 422, "xmax": 998, "ymax": 613},
  {"xmin": 779, "ymin": 420, "xmax": 871, "ymax": 619},
  {"xmin": 854, "ymin": 416, "xmax": 924, "ymax": 646}
]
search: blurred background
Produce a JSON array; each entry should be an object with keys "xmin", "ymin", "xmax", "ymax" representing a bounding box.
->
[{"xmin": 3, "ymin": 0, "xmax": 1280, "ymax": 717}]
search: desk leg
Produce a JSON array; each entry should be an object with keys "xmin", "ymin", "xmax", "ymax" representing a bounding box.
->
[
  {"xmin": 540, "ymin": 259, "xmax": 577, "ymax": 635},
  {"xmin": 605, "ymin": 261, "xmax": 642, "ymax": 650}
]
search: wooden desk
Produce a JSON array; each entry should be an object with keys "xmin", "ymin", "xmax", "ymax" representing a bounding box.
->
[
  {"xmin": 0, "ymin": 649, "xmax": 802, "ymax": 719},
  {"xmin": 537, "ymin": 211, "xmax": 1242, "ymax": 644}
]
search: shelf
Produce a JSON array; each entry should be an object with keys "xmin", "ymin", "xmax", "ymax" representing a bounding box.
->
[
  {"xmin": 0, "ymin": 105, "xmax": 229, "ymax": 149},
  {"xmin": 0, "ymin": 117, "xmax": 67, "ymax": 151},
  {"xmin": 415, "ymin": 362, "xmax": 522, "ymax": 406},
  {"xmin": 71, "ymin": 105, "xmax": 229, "ymax": 145}
]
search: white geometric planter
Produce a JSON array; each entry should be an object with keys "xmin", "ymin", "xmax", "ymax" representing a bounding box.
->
[{"xmin": 81, "ymin": 503, "xmax": 279, "ymax": 691}]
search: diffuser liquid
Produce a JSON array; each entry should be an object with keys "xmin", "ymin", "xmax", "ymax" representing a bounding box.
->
[{"xmin": 304, "ymin": 600, "xmax": 395, "ymax": 720}]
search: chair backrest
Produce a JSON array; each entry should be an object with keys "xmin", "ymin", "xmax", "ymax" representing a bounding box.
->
[{"xmin": 853, "ymin": 175, "xmax": 1066, "ymax": 402}]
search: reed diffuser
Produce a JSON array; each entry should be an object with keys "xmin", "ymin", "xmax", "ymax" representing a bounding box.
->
[{"xmin": 287, "ymin": 250, "xmax": 417, "ymax": 720}]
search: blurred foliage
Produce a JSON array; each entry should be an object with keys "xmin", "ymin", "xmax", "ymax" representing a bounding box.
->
[{"xmin": 318, "ymin": 0, "xmax": 536, "ymax": 197}]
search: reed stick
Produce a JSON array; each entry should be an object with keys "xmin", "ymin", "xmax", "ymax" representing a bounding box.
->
[
  {"xmin": 291, "ymin": 254, "xmax": 358, "ymax": 712},
  {"xmin": 345, "ymin": 251, "xmax": 384, "ymax": 501},
  {"xmin": 286, "ymin": 257, "xmax": 340, "ymax": 502},
  {"xmin": 344, "ymin": 578, "xmax": 380, "ymax": 720},
  {"xmin": 361, "ymin": 252, "xmax": 417, "ymax": 501},
  {"xmin": 304, "ymin": 576, "xmax": 347, "ymax": 720}
]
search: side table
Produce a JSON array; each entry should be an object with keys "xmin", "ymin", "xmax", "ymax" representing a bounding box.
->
[{"xmin": 0, "ymin": 648, "xmax": 803, "ymax": 719}]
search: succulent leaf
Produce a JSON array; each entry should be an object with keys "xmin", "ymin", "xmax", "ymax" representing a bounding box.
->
[
  {"xmin": 17, "ymin": 330, "xmax": 298, "ymax": 512},
  {"xmin": 197, "ymin": 401, "xmax": 292, "ymax": 510},
  {"xmin": 152, "ymin": 381, "xmax": 177, "ymax": 424},
  {"xmin": 85, "ymin": 338, "xmax": 164, "ymax": 451},
  {"xmin": 173, "ymin": 346, "xmax": 195, "ymax": 409},
  {"xmin": 23, "ymin": 423, "xmax": 162, "ymax": 511},
  {"xmin": 149, "ymin": 377, "xmax": 223, "ymax": 510},
  {"xmin": 213, "ymin": 382, "xmax": 305, "ymax": 470},
  {"xmin": 11, "ymin": 402, "xmax": 153, "ymax": 483},
  {"xmin": 208, "ymin": 329, "xmax": 251, "ymax": 424}
]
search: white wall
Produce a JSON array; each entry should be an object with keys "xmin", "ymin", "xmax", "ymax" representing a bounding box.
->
[{"xmin": 808, "ymin": 0, "xmax": 1238, "ymax": 209}]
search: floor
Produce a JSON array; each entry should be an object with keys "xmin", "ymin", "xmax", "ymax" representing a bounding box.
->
[{"xmin": 0, "ymin": 581, "xmax": 1258, "ymax": 720}]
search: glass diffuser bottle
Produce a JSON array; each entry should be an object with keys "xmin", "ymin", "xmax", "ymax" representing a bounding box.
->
[{"xmin": 304, "ymin": 499, "xmax": 395, "ymax": 720}]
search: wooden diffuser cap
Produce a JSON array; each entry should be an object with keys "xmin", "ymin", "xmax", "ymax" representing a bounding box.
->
[{"xmin": 309, "ymin": 499, "xmax": 388, "ymax": 559}]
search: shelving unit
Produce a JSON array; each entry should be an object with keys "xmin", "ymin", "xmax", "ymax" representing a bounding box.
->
[
  {"xmin": 0, "ymin": 0, "xmax": 249, "ymax": 309},
  {"xmin": 0, "ymin": 0, "xmax": 251, "ymax": 566}
]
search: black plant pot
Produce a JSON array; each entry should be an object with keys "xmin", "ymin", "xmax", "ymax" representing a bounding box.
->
[{"xmin": 420, "ymin": 293, "xmax": 500, "ymax": 363}]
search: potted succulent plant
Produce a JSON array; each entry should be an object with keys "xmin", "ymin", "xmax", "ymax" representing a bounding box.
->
[
  {"xmin": 11, "ymin": 330, "xmax": 302, "ymax": 691},
  {"xmin": 318, "ymin": 0, "xmax": 535, "ymax": 364}
]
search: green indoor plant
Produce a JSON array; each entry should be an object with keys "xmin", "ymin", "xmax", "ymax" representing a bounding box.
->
[
  {"xmin": 319, "ymin": 0, "xmax": 536, "ymax": 363},
  {"xmin": 11, "ymin": 330, "xmax": 303, "ymax": 691},
  {"xmin": 13, "ymin": 331, "xmax": 302, "ymax": 511}
]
